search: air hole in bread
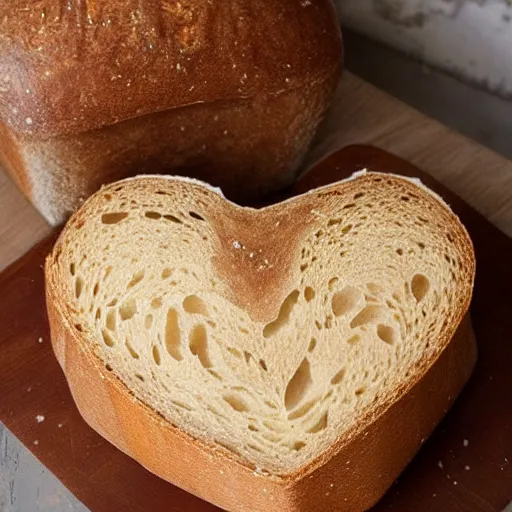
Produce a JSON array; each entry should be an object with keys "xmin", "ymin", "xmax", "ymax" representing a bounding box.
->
[
  {"xmin": 70, "ymin": 262, "xmax": 76, "ymax": 276},
  {"xmin": 367, "ymin": 283, "xmax": 382, "ymax": 295},
  {"xmin": 161, "ymin": 268, "xmax": 173, "ymax": 279},
  {"xmin": 377, "ymin": 324, "xmax": 396, "ymax": 345},
  {"xmin": 244, "ymin": 351, "xmax": 253, "ymax": 363},
  {"xmin": 207, "ymin": 405, "xmax": 228, "ymax": 420},
  {"xmin": 152, "ymin": 345, "xmax": 161, "ymax": 365},
  {"xmin": 332, "ymin": 286, "xmax": 362, "ymax": 317},
  {"xmin": 285, "ymin": 358, "xmax": 312, "ymax": 411},
  {"xmin": 126, "ymin": 340, "xmax": 140, "ymax": 359},
  {"xmin": 341, "ymin": 224, "xmax": 353, "ymax": 234},
  {"xmin": 411, "ymin": 274, "xmax": 430, "ymax": 302},
  {"xmin": 355, "ymin": 386, "xmax": 366, "ymax": 396},
  {"xmin": 95, "ymin": 308, "xmax": 101, "ymax": 320},
  {"xmin": 265, "ymin": 400, "xmax": 279, "ymax": 410},
  {"xmin": 183, "ymin": 295, "xmax": 208, "ymax": 316},
  {"xmin": 307, "ymin": 412, "xmax": 328, "ymax": 433},
  {"xmin": 189, "ymin": 324, "xmax": 211, "ymax": 368},
  {"xmin": 163, "ymin": 214, "xmax": 182, "ymax": 224},
  {"xmin": 327, "ymin": 218, "xmax": 343, "ymax": 227},
  {"xmin": 343, "ymin": 203, "xmax": 356, "ymax": 209},
  {"xmin": 127, "ymin": 270, "xmax": 145, "ymax": 289},
  {"xmin": 93, "ymin": 282, "xmax": 99, "ymax": 297},
  {"xmin": 304, "ymin": 287, "xmax": 315, "ymax": 302},
  {"xmin": 308, "ymin": 337, "xmax": 317, "ymax": 353},
  {"xmin": 150, "ymin": 298, "xmax": 162, "ymax": 309},
  {"xmin": 227, "ymin": 347, "xmax": 242, "ymax": 359},
  {"xmin": 189, "ymin": 211, "xmax": 205, "ymax": 221},
  {"xmin": 328, "ymin": 277, "xmax": 338, "ymax": 291},
  {"xmin": 288, "ymin": 399, "xmax": 317, "ymax": 420},
  {"xmin": 171, "ymin": 400, "xmax": 192, "ymax": 411},
  {"xmin": 396, "ymin": 248, "xmax": 403, "ymax": 256},
  {"xmin": 324, "ymin": 316, "xmax": 333, "ymax": 329},
  {"xmin": 350, "ymin": 306, "xmax": 383, "ymax": 328},
  {"xmin": 101, "ymin": 330, "xmax": 115, "ymax": 347},
  {"xmin": 248, "ymin": 424, "xmax": 259, "ymax": 432},
  {"xmin": 145, "ymin": 315, "xmax": 153, "ymax": 329},
  {"xmin": 293, "ymin": 441, "xmax": 306, "ymax": 451},
  {"xmin": 119, "ymin": 299, "xmax": 137, "ymax": 320},
  {"xmin": 74, "ymin": 323, "xmax": 83, "ymax": 332},
  {"xmin": 354, "ymin": 192, "xmax": 365, "ymax": 199},
  {"xmin": 331, "ymin": 368, "xmax": 345, "ymax": 385},
  {"xmin": 106, "ymin": 310, "xmax": 116, "ymax": 330},
  {"xmin": 300, "ymin": 263, "xmax": 308, "ymax": 272},
  {"xmin": 259, "ymin": 359, "xmax": 268, "ymax": 371},
  {"xmin": 75, "ymin": 277, "xmax": 84, "ymax": 299},
  {"xmin": 208, "ymin": 369, "xmax": 223, "ymax": 381},
  {"xmin": 315, "ymin": 320, "xmax": 322, "ymax": 330},
  {"xmin": 224, "ymin": 394, "xmax": 248, "ymax": 413},
  {"xmin": 165, "ymin": 308, "xmax": 183, "ymax": 361},
  {"xmin": 101, "ymin": 212, "xmax": 128, "ymax": 224},
  {"xmin": 263, "ymin": 290, "xmax": 299, "ymax": 338},
  {"xmin": 262, "ymin": 432, "xmax": 283, "ymax": 443},
  {"xmin": 347, "ymin": 334, "xmax": 361, "ymax": 345},
  {"xmin": 145, "ymin": 211, "xmax": 162, "ymax": 220}
]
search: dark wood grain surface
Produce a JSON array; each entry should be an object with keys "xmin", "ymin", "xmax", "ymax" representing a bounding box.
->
[{"xmin": 0, "ymin": 145, "xmax": 510, "ymax": 512}]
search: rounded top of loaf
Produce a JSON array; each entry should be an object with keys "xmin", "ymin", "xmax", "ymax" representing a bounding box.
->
[{"xmin": 0, "ymin": 0, "xmax": 342, "ymax": 137}]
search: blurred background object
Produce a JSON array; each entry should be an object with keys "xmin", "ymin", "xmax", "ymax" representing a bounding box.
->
[{"xmin": 335, "ymin": 0, "xmax": 512, "ymax": 159}]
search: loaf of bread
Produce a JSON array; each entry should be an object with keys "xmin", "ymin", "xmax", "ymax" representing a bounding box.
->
[
  {"xmin": 45, "ymin": 170, "xmax": 476, "ymax": 511},
  {"xmin": 0, "ymin": 0, "xmax": 342, "ymax": 225}
]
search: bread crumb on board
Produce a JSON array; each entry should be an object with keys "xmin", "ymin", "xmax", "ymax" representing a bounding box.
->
[
  {"xmin": 33, "ymin": 440, "xmax": 39, "ymax": 445},
  {"xmin": 38, "ymin": 337, "xmax": 43, "ymax": 343},
  {"xmin": 463, "ymin": 439, "xmax": 469, "ymax": 447},
  {"xmin": 35, "ymin": 414, "xmax": 45, "ymax": 423}
]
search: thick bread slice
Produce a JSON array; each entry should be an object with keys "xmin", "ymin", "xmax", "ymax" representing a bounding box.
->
[{"xmin": 45, "ymin": 172, "xmax": 476, "ymax": 512}]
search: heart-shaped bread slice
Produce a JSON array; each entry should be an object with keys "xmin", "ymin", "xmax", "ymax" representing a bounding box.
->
[{"xmin": 45, "ymin": 172, "xmax": 475, "ymax": 511}]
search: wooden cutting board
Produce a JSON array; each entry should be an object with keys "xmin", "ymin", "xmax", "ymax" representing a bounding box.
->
[{"xmin": 0, "ymin": 145, "xmax": 510, "ymax": 512}]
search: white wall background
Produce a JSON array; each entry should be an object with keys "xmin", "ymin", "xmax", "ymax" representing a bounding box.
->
[{"xmin": 336, "ymin": 0, "xmax": 512, "ymax": 98}]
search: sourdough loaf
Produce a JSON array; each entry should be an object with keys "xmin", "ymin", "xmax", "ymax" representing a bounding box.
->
[
  {"xmin": 45, "ymin": 170, "xmax": 476, "ymax": 511},
  {"xmin": 0, "ymin": 0, "xmax": 342, "ymax": 225}
]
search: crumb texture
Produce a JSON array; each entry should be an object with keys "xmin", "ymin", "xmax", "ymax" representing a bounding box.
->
[{"xmin": 46, "ymin": 173, "xmax": 474, "ymax": 475}]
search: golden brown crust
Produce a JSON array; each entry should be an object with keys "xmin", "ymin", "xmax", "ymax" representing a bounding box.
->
[
  {"xmin": 0, "ymin": 0, "xmax": 342, "ymax": 224},
  {"xmin": 6, "ymin": 83, "xmax": 335, "ymax": 225},
  {"xmin": 0, "ymin": 0, "xmax": 342, "ymax": 137},
  {"xmin": 45, "ymin": 172, "xmax": 477, "ymax": 511}
]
